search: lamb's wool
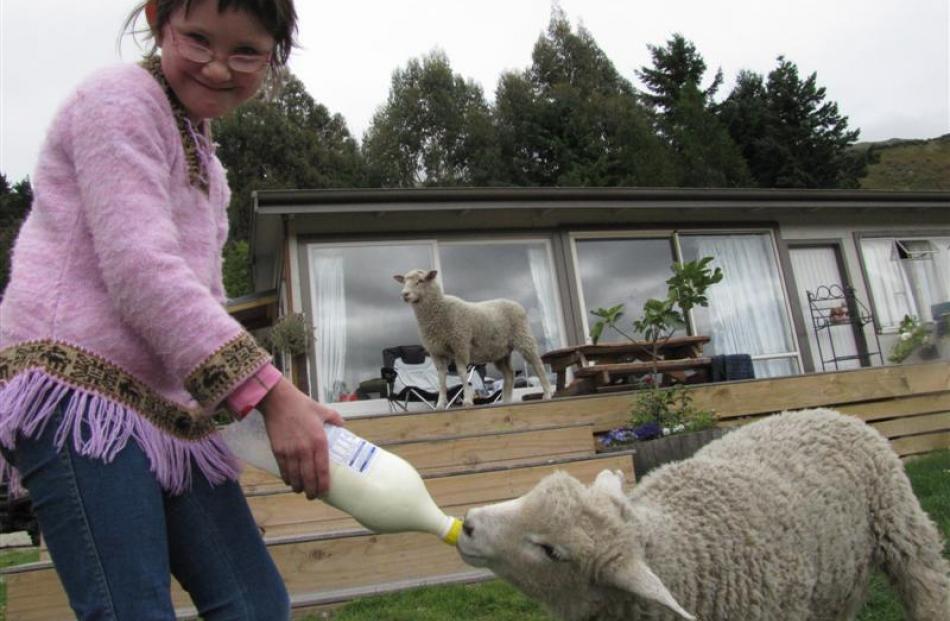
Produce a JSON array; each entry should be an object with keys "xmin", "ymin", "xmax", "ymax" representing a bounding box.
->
[
  {"xmin": 0, "ymin": 62, "xmax": 271, "ymax": 493},
  {"xmin": 395, "ymin": 269, "xmax": 552, "ymax": 406},
  {"xmin": 458, "ymin": 409, "xmax": 950, "ymax": 621}
]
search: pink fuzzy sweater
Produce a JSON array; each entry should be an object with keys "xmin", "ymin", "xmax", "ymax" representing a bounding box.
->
[{"xmin": 0, "ymin": 60, "xmax": 272, "ymax": 494}]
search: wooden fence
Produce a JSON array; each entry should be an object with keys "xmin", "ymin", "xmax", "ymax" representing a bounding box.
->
[{"xmin": 3, "ymin": 361, "xmax": 949, "ymax": 619}]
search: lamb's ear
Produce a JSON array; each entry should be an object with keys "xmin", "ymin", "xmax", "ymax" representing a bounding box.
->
[
  {"xmin": 425, "ymin": 270, "xmax": 438, "ymax": 281},
  {"xmin": 394, "ymin": 274, "xmax": 405, "ymax": 283},
  {"xmin": 602, "ymin": 558, "xmax": 695, "ymax": 620}
]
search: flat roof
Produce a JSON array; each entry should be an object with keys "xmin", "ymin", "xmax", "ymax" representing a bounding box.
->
[{"xmin": 254, "ymin": 186, "xmax": 950, "ymax": 214}]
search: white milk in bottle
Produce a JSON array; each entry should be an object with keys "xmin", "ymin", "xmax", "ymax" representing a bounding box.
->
[{"xmin": 220, "ymin": 411, "xmax": 462, "ymax": 545}]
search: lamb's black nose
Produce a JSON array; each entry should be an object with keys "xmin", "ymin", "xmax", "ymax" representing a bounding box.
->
[{"xmin": 463, "ymin": 521, "xmax": 475, "ymax": 537}]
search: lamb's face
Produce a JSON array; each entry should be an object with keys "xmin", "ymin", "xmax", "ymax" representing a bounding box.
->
[
  {"xmin": 457, "ymin": 471, "xmax": 621, "ymax": 619},
  {"xmin": 393, "ymin": 268, "xmax": 437, "ymax": 304},
  {"xmin": 458, "ymin": 470, "xmax": 695, "ymax": 621}
]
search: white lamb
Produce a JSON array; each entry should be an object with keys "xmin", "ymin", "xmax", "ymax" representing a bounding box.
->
[
  {"xmin": 457, "ymin": 408, "xmax": 950, "ymax": 620},
  {"xmin": 394, "ymin": 269, "xmax": 553, "ymax": 408}
]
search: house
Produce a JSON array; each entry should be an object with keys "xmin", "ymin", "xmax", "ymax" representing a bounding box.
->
[{"xmin": 247, "ymin": 187, "xmax": 950, "ymax": 415}]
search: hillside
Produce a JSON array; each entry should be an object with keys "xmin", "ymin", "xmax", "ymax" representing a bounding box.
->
[{"xmin": 858, "ymin": 134, "xmax": 950, "ymax": 190}]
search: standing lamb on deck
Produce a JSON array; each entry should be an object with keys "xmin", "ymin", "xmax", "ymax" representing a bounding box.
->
[
  {"xmin": 394, "ymin": 269, "xmax": 553, "ymax": 408},
  {"xmin": 458, "ymin": 409, "xmax": 950, "ymax": 621}
]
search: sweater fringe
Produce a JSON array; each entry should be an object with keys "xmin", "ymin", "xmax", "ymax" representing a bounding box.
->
[{"xmin": 0, "ymin": 370, "xmax": 240, "ymax": 497}]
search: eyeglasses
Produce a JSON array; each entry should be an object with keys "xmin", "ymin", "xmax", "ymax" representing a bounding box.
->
[{"xmin": 169, "ymin": 28, "xmax": 271, "ymax": 74}]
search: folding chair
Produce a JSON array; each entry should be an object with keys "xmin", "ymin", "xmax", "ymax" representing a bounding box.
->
[
  {"xmin": 381, "ymin": 345, "xmax": 462, "ymax": 411},
  {"xmin": 381, "ymin": 345, "xmax": 495, "ymax": 411}
]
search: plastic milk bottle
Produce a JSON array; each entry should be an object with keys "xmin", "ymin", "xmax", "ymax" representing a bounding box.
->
[{"xmin": 220, "ymin": 411, "xmax": 463, "ymax": 546}]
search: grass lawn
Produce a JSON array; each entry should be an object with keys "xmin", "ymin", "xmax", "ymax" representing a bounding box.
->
[{"xmin": 306, "ymin": 449, "xmax": 950, "ymax": 621}]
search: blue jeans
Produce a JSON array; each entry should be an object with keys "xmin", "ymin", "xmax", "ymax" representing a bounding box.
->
[{"xmin": 2, "ymin": 401, "xmax": 290, "ymax": 620}]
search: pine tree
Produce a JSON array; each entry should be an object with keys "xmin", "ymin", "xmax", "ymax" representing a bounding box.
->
[
  {"xmin": 718, "ymin": 57, "xmax": 863, "ymax": 188},
  {"xmin": 638, "ymin": 34, "xmax": 748, "ymax": 187}
]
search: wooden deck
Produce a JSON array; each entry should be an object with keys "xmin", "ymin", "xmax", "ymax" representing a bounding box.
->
[{"xmin": 4, "ymin": 360, "xmax": 949, "ymax": 620}]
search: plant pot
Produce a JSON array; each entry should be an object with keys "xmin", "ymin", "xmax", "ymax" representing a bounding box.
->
[{"xmin": 631, "ymin": 427, "xmax": 728, "ymax": 478}]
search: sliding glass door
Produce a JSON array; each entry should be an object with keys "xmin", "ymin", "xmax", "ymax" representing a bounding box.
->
[{"xmin": 679, "ymin": 234, "xmax": 801, "ymax": 377}]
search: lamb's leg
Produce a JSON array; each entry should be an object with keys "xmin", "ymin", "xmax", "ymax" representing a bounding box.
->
[
  {"xmin": 496, "ymin": 356, "xmax": 514, "ymax": 403},
  {"xmin": 432, "ymin": 356, "xmax": 450, "ymax": 409},
  {"xmin": 454, "ymin": 355, "xmax": 474, "ymax": 406},
  {"xmin": 872, "ymin": 452, "xmax": 950, "ymax": 620},
  {"xmin": 522, "ymin": 348, "xmax": 553, "ymax": 400}
]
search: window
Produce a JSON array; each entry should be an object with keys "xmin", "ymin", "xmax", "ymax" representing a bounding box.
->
[
  {"xmin": 860, "ymin": 236, "xmax": 950, "ymax": 329},
  {"xmin": 573, "ymin": 237, "xmax": 678, "ymax": 339},
  {"xmin": 308, "ymin": 242, "xmax": 433, "ymax": 403},
  {"xmin": 306, "ymin": 238, "xmax": 564, "ymax": 404}
]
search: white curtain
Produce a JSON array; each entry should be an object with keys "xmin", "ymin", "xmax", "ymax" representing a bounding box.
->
[
  {"xmin": 901, "ymin": 240, "xmax": 950, "ymax": 322},
  {"xmin": 692, "ymin": 235, "xmax": 794, "ymax": 378},
  {"xmin": 860, "ymin": 239, "xmax": 916, "ymax": 328},
  {"xmin": 313, "ymin": 253, "xmax": 347, "ymax": 403},
  {"xmin": 527, "ymin": 245, "xmax": 560, "ymax": 352}
]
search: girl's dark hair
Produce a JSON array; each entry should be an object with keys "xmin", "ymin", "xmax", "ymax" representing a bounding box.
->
[{"xmin": 124, "ymin": 0, "xmax": 297, "ymax": 67}]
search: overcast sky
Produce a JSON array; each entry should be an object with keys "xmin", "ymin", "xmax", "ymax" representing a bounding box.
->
[{"xmin": 2, "ymin": 0, "xmax": 948, "ymax": 183}]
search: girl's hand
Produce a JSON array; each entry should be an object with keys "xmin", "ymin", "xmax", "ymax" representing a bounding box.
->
[{"xmin": 258, "ymin": 377, "xmax": 345, "ymax": 499}]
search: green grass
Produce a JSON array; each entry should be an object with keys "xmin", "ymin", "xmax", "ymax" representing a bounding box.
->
[
  {"xmin": 323, "ymin": 581, "xmax": 552, "ymax": 621},
  {"xmin": 307, "ymin": 449, "xmax": 950, "ymax": 621}
]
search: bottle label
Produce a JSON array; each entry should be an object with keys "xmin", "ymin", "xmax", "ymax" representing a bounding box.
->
[{"xmin": 326, "ymin": 426, "xmax": 379, "ymax": 474}]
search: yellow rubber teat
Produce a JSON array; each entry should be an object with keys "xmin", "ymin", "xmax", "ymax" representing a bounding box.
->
[{"xmin": 443, "ymin": 518, "xmax": 463, "ymax": 546}]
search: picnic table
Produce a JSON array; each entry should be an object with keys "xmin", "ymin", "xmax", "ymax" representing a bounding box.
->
[{"xmin": 540, "ymin": 335, "xmax": 712, "ymax": 397}]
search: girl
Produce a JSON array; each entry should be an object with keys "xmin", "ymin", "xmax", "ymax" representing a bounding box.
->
[{"xmin": 0, "ymin": 1, "xmax": 341, "ymax": 618}]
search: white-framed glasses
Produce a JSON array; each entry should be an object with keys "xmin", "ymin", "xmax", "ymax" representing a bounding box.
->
[{"xmin": 169, "ymin": 28, "xmax": 271, "ymax": 74}]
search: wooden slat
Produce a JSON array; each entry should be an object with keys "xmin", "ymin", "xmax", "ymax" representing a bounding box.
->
[
  {"xmin": 4, "ymin": 455, "xmax": 635, "ymax": 621},
  {"xmin": 391, "ymin": 424, "xmax": 594, "ymax": 475},
  {"xmin": 870, "ymin": 412, "xmax": 950, "ymax": 440},
  {"xmin": 698, "ymin": 362, "xmax": 950, "ymax": 422},
  {"xmin": 835, "ymin": 392, "xmax": 950, "ymax": 422},
  {"xmin": 889, "ymin": 431, "xmax": 950, "ymax": 457}
]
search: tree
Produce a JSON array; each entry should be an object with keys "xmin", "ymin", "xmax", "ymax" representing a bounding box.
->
[
  {"xmin": 638, "ymin": 34, "xmax": 749, "ymax": 187},
  {"xmin": 718, "ymin": 57, "xmax": 863, "ymax": 188},
  {"xmin": 0, "ymin": 174, "xmax": 32, "ymax": 296},
  {"xmin": 213, "ymin": 71, "xmax": 363, "ymax": 297},
  {"xmin": 214, "ymin": 70, "xmax": 364, "ymax": 245},
  {"xmin": 493, "ymin": 9, "xmax": 677, "ymax": 186},
  {"xmin": 638, "ymin": 33, "xmax": 723, "ymax": 125},
  {"xmin": 362, "ymin": 50, "xmax": 499, "ymax": 187}
]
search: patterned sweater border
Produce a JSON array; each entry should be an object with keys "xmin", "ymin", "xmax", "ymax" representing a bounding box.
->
[
  {"xmin": 0, "ymin": 340, "xmax": 217, "ymax": 440},
  {"xmin": 185, "ymin": 332, "xmax": 272, "ymax": 412}
]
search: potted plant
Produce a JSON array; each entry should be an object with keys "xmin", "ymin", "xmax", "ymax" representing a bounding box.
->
[
  {"xmin": 268, "ymin": 312, "xmax": 313, "ymax": 357},
  {"xmin": 889, "ymin": 314, "xmax": 940, "ymax": 362},
  {"xmin": 591, "ymin": 257, "xmax": 726, "ymax": 476}
]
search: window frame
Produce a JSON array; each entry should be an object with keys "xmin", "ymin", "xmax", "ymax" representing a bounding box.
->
[
  {"xmin": 299, "ymin": 234, "xmax": 567, "ymax": 404},
  {"xmin": 569, "ymin": 227, "xmax": 804, "ymax": 375}
]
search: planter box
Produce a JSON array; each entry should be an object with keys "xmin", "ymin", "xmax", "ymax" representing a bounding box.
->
[{"xmin": 603, "ymin": 427, "xmax": 728, "ymax": 478}]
